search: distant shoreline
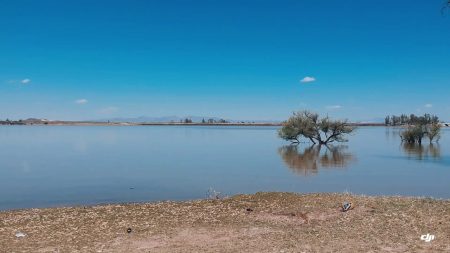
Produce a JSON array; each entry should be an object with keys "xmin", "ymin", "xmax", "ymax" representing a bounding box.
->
[{"xmin": 0, "ymin": 121, "xmax": 386, "ymax": 127}]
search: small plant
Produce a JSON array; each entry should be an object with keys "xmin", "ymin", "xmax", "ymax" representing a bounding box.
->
[{"xmin": 206, "ymin": 187, "xmax": 223, "ymax": 200}]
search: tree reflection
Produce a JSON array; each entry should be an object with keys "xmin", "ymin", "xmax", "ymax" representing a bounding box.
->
[
  {"xmin": 402, "ymin": 143, "xmax": 441, "ymax": 160},
  {"xmin": 278, "ymin": 145, "xmax": 354, "ymax": 176}
]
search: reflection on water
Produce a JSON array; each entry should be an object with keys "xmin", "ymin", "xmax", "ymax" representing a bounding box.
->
[
  {"xmin": 402, "ymin": 143, "xmax": 441, "ymax": 160},
  {"xmin": 0, "ymin": 126, "xmax": 449, "ymax": 210},
  {"xmin": 384, "ymin": 127, "xmax": 403, "ymax": 140},
  {"xmin": 278, "ymin": 145, "xmax": 354, "ymax": 176},
  {"xmin": 386, "ymin": 127, "xmax": 443, "ymax": 161}
]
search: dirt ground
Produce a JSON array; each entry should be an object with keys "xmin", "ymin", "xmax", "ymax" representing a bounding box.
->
[{"xmin": 1, "ymin": 192, "xmax": 449, "ymax": 252}]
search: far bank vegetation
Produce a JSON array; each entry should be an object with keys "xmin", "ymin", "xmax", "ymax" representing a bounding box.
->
[{"xmin": 385, "ymin": 113, "xmax": 441, "ymax": 144}]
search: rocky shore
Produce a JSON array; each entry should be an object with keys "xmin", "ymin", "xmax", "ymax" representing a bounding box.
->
[{"xmin": 1, "ymin": 192, "xmax": 449, "ymax": 252}]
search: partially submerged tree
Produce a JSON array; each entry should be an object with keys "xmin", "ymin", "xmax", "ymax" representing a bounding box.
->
[
  {"xmin": 400, "ymin": 123, "xmax": 441, "ymax": 144},
  {"xmin": 278, "ymin": 111, "xmax": 355, "ymax": 145},
  {"xmin": 426, "ymin": 123, "xmax": 441, "ymax": 143},
  {"xmin": 278, "ymin": 120, "xmax": 302, "ymax": 143},
  {"xmin": 278, "ymin": 111, "xmax": 313, "ymax": 143},
  {"xmin": 401, "ymin": 125, "xmax": 426, "ymax": 144}
]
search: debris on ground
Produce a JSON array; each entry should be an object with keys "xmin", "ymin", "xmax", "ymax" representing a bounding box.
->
[
  {"xmin": 1, "ymin": 193, "xmax": 448, "ymax": 252},
  {"xmin": 342, "ymin": 201, "xmax": 354, "ymax": 212},
  {"xmin": 15, "ymin": 232, "xmax": 26, "ymax": 238}
]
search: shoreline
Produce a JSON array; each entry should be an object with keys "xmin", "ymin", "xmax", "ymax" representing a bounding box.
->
[
  {"xmin": 1, "ymin": 192, "xmax": 449, "ymax": 252},
  {"xmin": 2, "ymin": 193, "xmax": 449, "ymax": 213},
  {"xmin": 0, "ymin": 122, "xmax": 386, "ymax": 127}
]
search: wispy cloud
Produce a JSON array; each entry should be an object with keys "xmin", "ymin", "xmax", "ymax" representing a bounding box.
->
[
  {"xmin": 424, "ymin": 103, "xmax": 433, "ymax": 108},
  {"xmin": 300, "ymin": 76, "xmax": 316, "ymax": 83},
  {"xmin": 75, "ymin": 99, "xmax": 88, "ymax": 105},
  {"xmin": 98, "ymin": 106, "xmax": 118, "ymax": 114},
  {"xmin": 326, "ymin": 105, "xmax": 342, "ymax": 110},
  {"xmin": 5, "ymin": 78, "xmax": 31, "ymax": 85},
  {"xmin": 21, "ymin": 78, "xmax": 31, "ymax": 84}
]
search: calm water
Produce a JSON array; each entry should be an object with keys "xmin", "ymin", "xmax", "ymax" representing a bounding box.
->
[{"xmin": 0, "ymin": 126, "xmax": 449, "ymax": 210}]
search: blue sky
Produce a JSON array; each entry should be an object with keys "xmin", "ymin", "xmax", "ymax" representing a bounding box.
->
[{"xmin": 1, "ymin": 0, "xmax": 450, "ymax": 121}]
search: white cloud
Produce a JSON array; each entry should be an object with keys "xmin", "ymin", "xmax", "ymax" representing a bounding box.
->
[
  {"xmin": 424, "ymin": 103, "xmax": 433, "ymax": 108},
  {"xmin": 300, "ymin": 76, "xmax": 316, "ymax": 83},
  {"xmin": 326, "ymin": 105, "xmax": 342, "ymax": 110},
  {"xmin": 98, "ymin": 106, "xmax": 118, "ymax": 114},
  {"xmin": 21, "ymin": 78, "xmax": 31, "ymax": 84},
  {"xmin": 75, "ymin": 99, "xmax": 88, "ymax": 105}
]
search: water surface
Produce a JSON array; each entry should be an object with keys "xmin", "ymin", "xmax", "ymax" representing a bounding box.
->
[{"xmin": 0, "ymin": 126, "xmax": 448, "ymax": 210}]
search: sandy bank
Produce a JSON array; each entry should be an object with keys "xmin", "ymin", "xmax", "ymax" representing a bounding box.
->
[{"xmin": 1, "ymin": 192, "xmax": 449, "ymax": 252}]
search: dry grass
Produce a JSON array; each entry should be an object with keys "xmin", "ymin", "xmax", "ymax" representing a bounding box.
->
[{"xmin": 1, "ymin": 192, "xmax": 449, "ymax": 252}]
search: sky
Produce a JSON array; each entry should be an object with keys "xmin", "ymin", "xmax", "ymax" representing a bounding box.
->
[{"xmin": 1, "ymin": 0, "xmax": 450, "ymax": 122}]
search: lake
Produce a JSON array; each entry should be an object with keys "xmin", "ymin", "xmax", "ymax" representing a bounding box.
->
[{"xmin": 0, "ymin": 126, "xmax": 449, "ymax": 210}]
